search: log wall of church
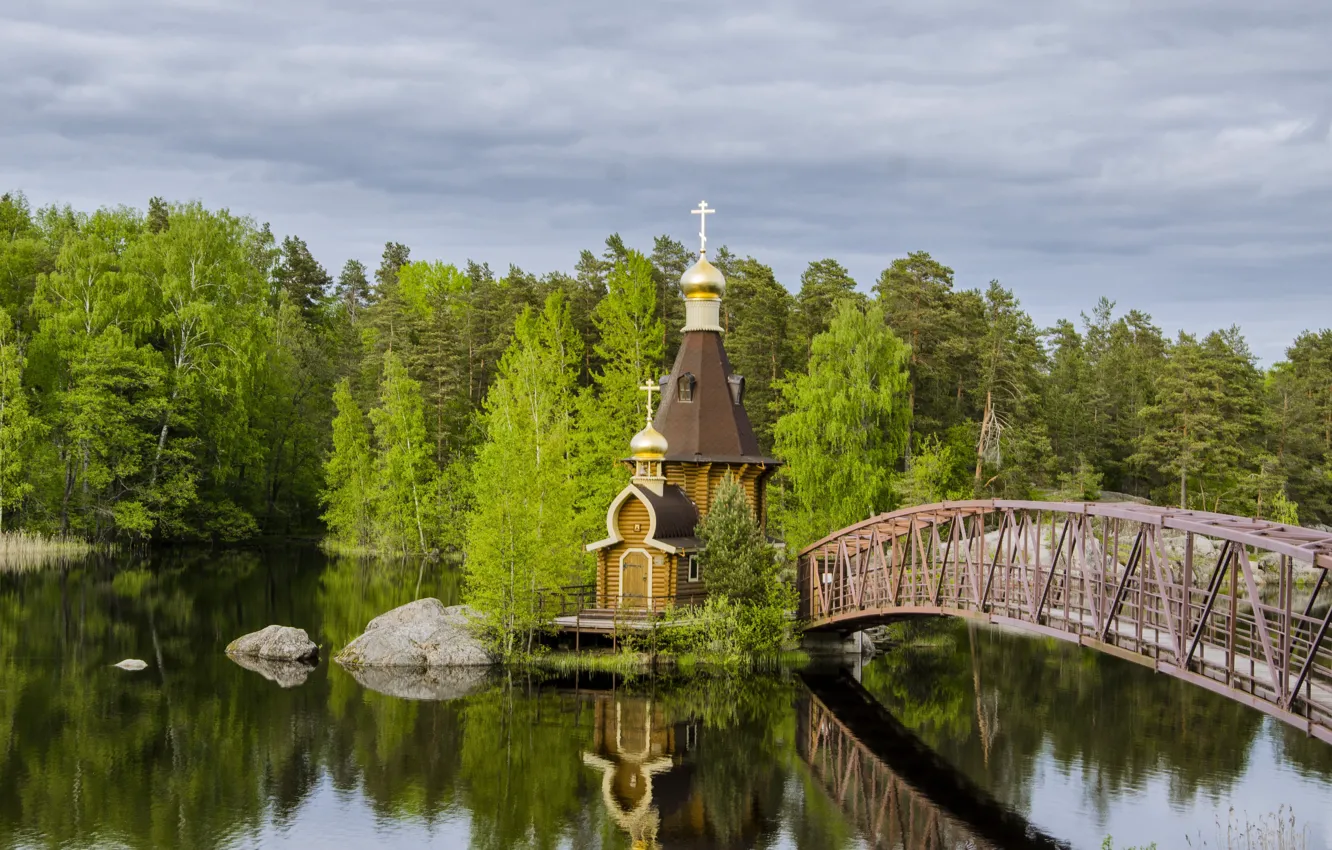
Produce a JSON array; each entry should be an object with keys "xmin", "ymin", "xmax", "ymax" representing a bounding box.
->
[{"xmin": 596, "ymin": 497, "xmax": 678, "ymax": 607}]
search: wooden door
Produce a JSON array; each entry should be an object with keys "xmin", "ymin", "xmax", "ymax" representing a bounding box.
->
[{"xmin": 620, "ymin": 551, "xmax": 649, "ymax": 607}]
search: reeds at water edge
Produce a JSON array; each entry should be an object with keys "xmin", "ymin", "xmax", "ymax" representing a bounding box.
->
[{"xmin": 0, "ymin": 531, "xmax": 98, "ymax": 571}]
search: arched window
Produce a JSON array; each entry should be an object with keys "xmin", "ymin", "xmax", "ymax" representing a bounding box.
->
[{"xmin": 677, "ymin": 372, "xmax": 696, "ymax": 402}]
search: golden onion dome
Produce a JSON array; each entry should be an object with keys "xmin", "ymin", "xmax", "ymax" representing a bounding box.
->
[
  {"xmin": 680, "ymin": 255, "xmax": 725, "ymax": 300},
  {"xmin": 629, "ymin": 423, "xmax": 668, "ymax": 460}
]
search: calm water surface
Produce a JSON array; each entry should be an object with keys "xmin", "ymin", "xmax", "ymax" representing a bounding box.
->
[{"xmin": 1, "ymin": 548, "xmax": 1330, "ymax": 849}]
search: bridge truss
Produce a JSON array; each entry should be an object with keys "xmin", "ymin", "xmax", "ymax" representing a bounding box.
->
[{"xmin": 798, "ymin": 501, "xmax": 1332, "ymax": 744}]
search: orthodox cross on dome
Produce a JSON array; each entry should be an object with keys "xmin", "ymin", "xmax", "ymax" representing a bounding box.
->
[
  {"xmin": 639, "ymin": 381, "xmax": 659, "ymax": 424},
  {"xmin": 691, "ymin": 201, "xmax": 714, "ymax": 256}
]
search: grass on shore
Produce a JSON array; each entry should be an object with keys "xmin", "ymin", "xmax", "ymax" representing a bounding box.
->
[
  {"xmin": 0, "ymin": 531, "xmax": 99, "ymax": 571},
  {"xmin": 318, "ymin": 538, "xmax": 380, "ymax": 558}
]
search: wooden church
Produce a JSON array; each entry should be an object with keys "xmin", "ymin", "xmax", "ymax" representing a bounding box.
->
[{"xmin": 586, "ymin": 203, "xmax": 779, "ymax": 609}]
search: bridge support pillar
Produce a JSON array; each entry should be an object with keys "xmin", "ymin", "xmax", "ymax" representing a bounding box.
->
[{"xmin": 801, "ymin": 630, "xmax": 873, "ymax": 658}]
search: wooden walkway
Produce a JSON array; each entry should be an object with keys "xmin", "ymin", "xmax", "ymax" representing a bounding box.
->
[
  {"xmin": 800, "ymin": 500, "xmax": 1332, "ymax": 744},
  {"xmin": 552, "ymin": 609, "xmax": 663, "ymax": 636}
]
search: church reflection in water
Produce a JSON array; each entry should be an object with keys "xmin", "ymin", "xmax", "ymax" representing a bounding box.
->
[{"xmin": 580, "ymin": 694, "xmax": 703, "ymax": 849}]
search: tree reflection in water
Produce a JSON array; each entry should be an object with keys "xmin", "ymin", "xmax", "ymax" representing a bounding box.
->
[{"xmin": 1, "ymin": 551, "xmax": 1331, "ymax": 849}]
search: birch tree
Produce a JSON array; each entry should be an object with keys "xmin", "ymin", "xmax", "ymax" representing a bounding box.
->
[
  {"xmin": 773, "ymin": 300, "xmax": 911, "ymax": 550},
  {"xmin": 464, "ymin": 293, "xmax": 582, "ymax": 658}
]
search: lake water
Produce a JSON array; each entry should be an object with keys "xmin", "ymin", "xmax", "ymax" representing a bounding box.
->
[{"xmin": 2, "ymin": 548, "xmax": 1330, "ymax": 849}]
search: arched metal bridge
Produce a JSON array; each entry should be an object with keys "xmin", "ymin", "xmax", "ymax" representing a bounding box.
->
[{"xmin": 797, "ymin": 500, "xmax": 1332, "ymax": 744}]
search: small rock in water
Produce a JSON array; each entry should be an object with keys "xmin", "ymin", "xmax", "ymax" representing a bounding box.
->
[
  {"xmin": 114, "ymin": 659, "xmax": 148, "ymax": 671},
  {"xmin": 226, "ymin": 625, "xmax": 319, "ymax": 662}
]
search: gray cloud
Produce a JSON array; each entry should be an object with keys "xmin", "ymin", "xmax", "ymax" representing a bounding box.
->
[{"xmin": 3, "ymin": 0, "xmax": 1331, "ymax": 360}]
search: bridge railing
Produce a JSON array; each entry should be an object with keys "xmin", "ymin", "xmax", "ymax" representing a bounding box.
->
[{"xmin": 798, "ymin": 500, "xmax": 1332, "ymax": 744}]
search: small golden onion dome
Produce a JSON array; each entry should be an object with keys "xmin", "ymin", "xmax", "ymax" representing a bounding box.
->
[
  {"xmin": 629, "ymin": 423, "xmax": 668, "ymax": 460},
  {"xmin": 680, "ymin": 256, "xmax": 725, "ymax": 300}
]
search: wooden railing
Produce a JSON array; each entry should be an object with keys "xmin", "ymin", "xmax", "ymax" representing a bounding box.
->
[
  {"xmin": 799, "ymin": 500, "xmax": 1332, "ymax": 745},
  {"xmin": 538, "ymin": 585, "xmax": 709, "ymax": 617}
]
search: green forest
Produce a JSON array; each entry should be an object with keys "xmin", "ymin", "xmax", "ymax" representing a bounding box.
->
[{"xmin": 2, "ymin": 190, "xmax": 1329, "ymax": 559}]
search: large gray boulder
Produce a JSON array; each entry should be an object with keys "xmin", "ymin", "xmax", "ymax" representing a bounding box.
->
[
  {"xmin": 335, "ymin": 599, "xmax": 492, "ymax": 668},
  {"xmin": 226, "ymin": 625, "xmax": 319, "ymax": 662}
]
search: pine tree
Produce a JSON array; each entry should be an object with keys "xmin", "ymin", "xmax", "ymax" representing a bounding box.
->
[
  {"xmin": 334, "ymin": 259, "xmax": 370, "ymax": 321},
  {"xmin": 773, "ymin": 300, "xmax": 911, "ymax": 549},
  {"xmin": 972, "ymin": 281, "xmax": 1051, "ymax": 495},
  {"xmin": 650, "ymin": 235, "xmax": 691, "ymax": 368},
  {"xmin": 273, "ymin": 235, "xmax": 331, "ymax": 320},
  {"xmin": 874, "ymin": 251, "xmax": 956, "ymax": 437},
  {"xmin": 722, "ymin": 256, "xmax": 799, "ymax": 451},
  {"xmin": 321, "ymin": 379, "xmax": 375, "ymax": 549},
  {"xmin": 1267, "ymin": 330, "xmax": 1332, "ymax": 523},
  {"xmin": 369, "ymin": 351, "xmax": 435, "ymax": 554},
  {"xmin": 146, "ymin": 197, "xmax": 170, "ymax": 234},
  {"xmin": 1132, "ymin": 329, "xmax": 1263, "ymax": 510},
  {"xmin": 796, "ymin": 259, "xmax": 862, "ymax": 353},
  {"xmin": 1082, "ymin": 299, "xmax": 1167, "ymax": 492},
  {"xmin": 573, "ymin": 250, "xmax": 662, "ymax": 534},
  {"xmin": 698, "ymin": 475, "xmax": 779, "ymax": 604},
  {"xmin": 374, "ymin": 242, "xmax": 411, "ymax": 296},
  {"xmin": 464, "ymin": 293, "xmax": 582, "ymax": 658}
]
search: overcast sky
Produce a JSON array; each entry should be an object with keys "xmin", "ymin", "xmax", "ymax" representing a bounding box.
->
[{"xmin": 3, "ymin": 0, "xmax": 1329, "ymax": 361}]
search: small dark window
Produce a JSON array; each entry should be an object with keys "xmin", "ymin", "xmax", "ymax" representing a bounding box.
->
[
  {"xmin": 688, "ymin": 555, "xmax": 700, "ymax": 582},
  {"xmin": 727, "ymin": 374, "xmax": 745, "ymax": 405},
  {"xmin": 678, "ymin": 372, "xmax": 696, "ymax": 402}
]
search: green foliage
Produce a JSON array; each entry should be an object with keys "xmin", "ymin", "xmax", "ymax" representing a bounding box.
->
[
  {"xmin": 572, "ymin": 249, "xmax": 662, "ymax": 536},
  {"xmin": 369, "ymin": 351, "xmax": 434, "ymax": 554},
  {"xmin": 722, "ymin": 256, "xmax": 800, "ymax": 450},
  {"xmin": 796, "ymin": 258, "xmax": 862, "ymax": 351},
  {"xmin": 875, "ymin": 250, "xmax": 958, "ymax": 437},
  {"xmin": 1132, "ymin": 329, "xmax": 1264, "ymax": 511},
  {"xmin": 0, "ymin": 308, "xmax": 38, "ymax": 528},
  {"xmin": 321, "ymin": 379, "xmax": 375, "ymax": 549},
  {"xmin": 653, "ymin": 594, "xmax": 797, "ymax": 668},
  {"xmin": 774, "ymin": 300, "xmax": 911, "ymax": 549},
  {"xmin": 1056, "ymin": 455, "xmax": 1104, "ymax": 501},
  {"xmin": 6, "ymin": 186, "xmax": 1332, "ymax": 553},
  {"xmin": 894, "ymin": 434, "xmax": 970, "ymax": 505},
  {"xmin": 699, "ymin": 475, "xmax": 780, "ymax": 604},
  {"xmin": 464, "ymin": 294, "xmax": 583, "ymax": 659}
]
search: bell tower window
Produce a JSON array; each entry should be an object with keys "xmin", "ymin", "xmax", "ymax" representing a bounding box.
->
[{"xmin": 677, "ymin": 372, "xmax": 696, "ymax": 402}]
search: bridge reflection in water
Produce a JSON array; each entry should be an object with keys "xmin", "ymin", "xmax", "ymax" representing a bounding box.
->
[{"xmin": 798, "ymin": 672, "xmax": 1069, "ymax": 850}]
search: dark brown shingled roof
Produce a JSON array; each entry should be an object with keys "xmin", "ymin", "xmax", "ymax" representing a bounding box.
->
[
  {"xmin": 653, "ymin": 330, "xmax": 780, "ymax": 465},
  {"xmin": 638, "ymin": 484, "xmax": 699, "ymax": 539}
]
